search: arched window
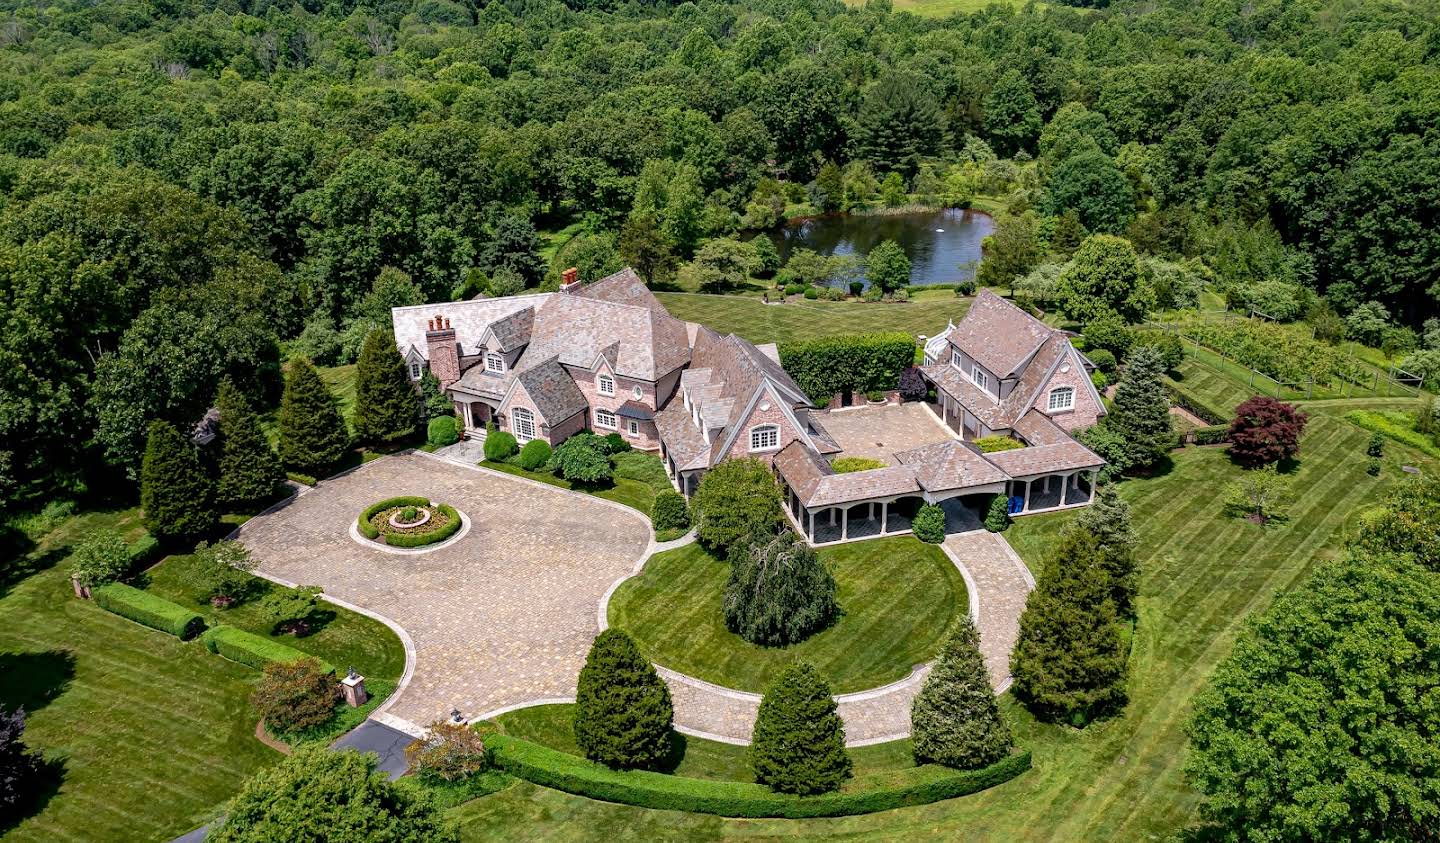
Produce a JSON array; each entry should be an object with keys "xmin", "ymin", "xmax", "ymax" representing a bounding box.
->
[
  {"xmin": 597, "ymin": 374, "xmax": 615, "ymax": 396},
  {"xmin": 512, "ymin": 407, "xmax": 536, "ymax": 441},
  {"xmin": 1047, "ymin": 386, "xmax": 1075, "ymax": 412},
  {"xmin": 749, "ymin": 424, "xmax": 780, "ymax": 452},
  {"xmin": 485, "ymin": 352, "xmax": 504, "ymax": 373}
]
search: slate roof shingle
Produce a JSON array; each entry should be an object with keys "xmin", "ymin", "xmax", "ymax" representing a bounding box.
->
[
  {"xmin": 945, "ymin": 289, "xmax": 1052, "ymax": 377},
  {"xmin": 515, "ymin": 356, "xmax": 589, "ymax": 424}
]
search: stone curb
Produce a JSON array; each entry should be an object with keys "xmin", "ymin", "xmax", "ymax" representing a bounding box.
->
[{"xmin": 346, "ymin": 510, "xmax": 473, "ymax": 556}]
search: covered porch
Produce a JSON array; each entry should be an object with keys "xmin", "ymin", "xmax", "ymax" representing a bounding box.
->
[{"xmin": 1006, "ymin": 469, "xmax": 1098, "ymax": 514}]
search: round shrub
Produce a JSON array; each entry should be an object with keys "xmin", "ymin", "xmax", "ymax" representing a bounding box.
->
[
  {"xmin": 803, "ymin": 287, "xmax": 820, "ymax": 300},
  {"xmin": 956, "ymin": 279, "xmax": 977, "ymax": 296},
  {"xmin": 601, "ymin": 432, "xmax": 630, "ymax": 454},
  {"xmin": 1086, "ymin": 348, "xmax": 1117, "ymax": 373},
  {"xmin": 984, "ymin": 495, "xmax": 1010, "ymax": 532},
  {"xmin": 550, "ymin": 434, "xmax": 613, "ymax": 483},
  {"xmin": 784, "ymin": 283, "xmax": 806, "ymax": 296},
  {"xmin": 484, "ymin": 430, "xmax": 518, "ymax": 461},
  {"xmin": 898, "ymin": 367, "xmax": 928, "ymax": 402},
  {"xmin": 651, "ymin": 491, "xmax": 690, "ymax": 533},
  {"xmin": 848, "ymin": 280, "xmax": 863, "ymax": 297},
  {"xmin": 517, "ymin": 439, "xmax": 552, "ymax": 471},
  {"xmin": 913, "ymin": 504, "xmax": 946, "ymax": 543},
  {"xmin": 427, "ymin": 415, "xmax": 459, "ymax": 448},
  {"xmin": 1091, "ymin": 370, "xmax": 1109, "ymax": 391}
]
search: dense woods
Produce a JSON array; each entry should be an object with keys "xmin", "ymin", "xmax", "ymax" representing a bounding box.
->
[{"xmin": 1, "ymin": 0, "xmax": 1438, "ymax": 508}]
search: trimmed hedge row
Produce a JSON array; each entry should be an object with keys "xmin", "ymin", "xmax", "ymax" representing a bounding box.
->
[
  {"xmin": 778, "ymin": 333, "xmax": 916, "ymax": 404},
  {"xmin": 1192, "ymin": 424, "xmax": 1231, "ymax": 446},
  {"xmin": 383, "ymin": 504, "xmax": 462, "ymax": 547},
  {"xmin": 488, "ymin": 735, "xmax": 1031, "ymax": 818},
  {"xmin": 1163, "ymin": 379, "xmax": 1230, "ymax": 425},
  {"xmin": 356, "ymin": 495, "xmax": 432, "ymax": 540},
  {"xmin": 93, "ymin": 583, "xmax": 204, "ymax": 639},
  {"xmin": 202, "ymin": 624, "xmax": 334, "ymax": 674}
]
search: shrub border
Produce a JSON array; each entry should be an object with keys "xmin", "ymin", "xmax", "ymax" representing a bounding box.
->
[
  {"xmin": 488, "ymin": 734, "xmax": 1031, "ymax": 818},
  {"xmin": 202, "ymin": 624, "xmax": 335, "ymax": 675},
  {"xmin": 356, "ymin": 497, "xmax": 463, "ymax": 548},
  {"xmin": 93, "ymin": 582, "xmax": 204, "ymax": 639},
  {"xmin": 1163, "ymin": 379, "xmax": 1230, "ymax": 425}
]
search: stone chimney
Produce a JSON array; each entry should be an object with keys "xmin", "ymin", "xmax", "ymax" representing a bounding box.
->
[
  {"xmin": 425, "ymin": 313, "xmax": 460, "ymax": 388},
  {"xmin": 560, "ymin": 267, "xmax": 580, "ymax": 294}
]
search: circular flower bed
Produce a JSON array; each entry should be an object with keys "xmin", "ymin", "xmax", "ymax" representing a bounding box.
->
[{"xmin": 356, "ymin": 496, "xmax": 463, "ymax": 548}]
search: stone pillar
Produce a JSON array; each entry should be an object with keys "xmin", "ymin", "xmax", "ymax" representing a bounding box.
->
[
  {"xmin": 71, "ymin": 576, "xmax": 91, "ymax": 600},
  {"xmin": 340, "ymin": 669, "xmax": 368, "ymax": 707}
]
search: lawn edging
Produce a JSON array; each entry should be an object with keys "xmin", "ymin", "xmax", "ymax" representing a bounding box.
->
[{"xmin": 487, "ymin": 734, "xmax": 1031, "ymax": 818}]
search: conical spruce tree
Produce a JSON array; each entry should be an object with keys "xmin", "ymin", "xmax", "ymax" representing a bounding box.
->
[
  {"xmin": 215, "ymin": 379, "xmax": 284, "ymax": 511},
  {"xmin": 1010, "ymin": 526, "xmax": 1128, "ymax": 726},
  {"xmin": 352, "ymin": 329, "xmax": 420, "ymax": 445},
  {"xmin": 573, "ymin": 629, "xmax": 674, "ymax": 770},
  {"xmin": 911, "ymin": 615, "xmax": 1013, "ymax": 769},
  {"xmin": 141, "ymin": 419, "xmax": 218, "ymax": 544},
  {"xmin": 749, "ymin": 662, "xmax": 851, "ymax": 794},
  {"xmin": 1076, "ymin": 485, "xmax": 1139, "ymax": 615},
  {"xmin": 277, "ymin": 358, "xmax": 349, "ymax": 475},
  {"xmin": 1108, "ymin": 345, "xmax": 1173, "ymax": 471}
]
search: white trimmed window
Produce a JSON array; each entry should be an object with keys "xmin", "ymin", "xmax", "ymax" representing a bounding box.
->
[
  {"xmin": 595, "ymin": 408, "xmax": 617, "ymax": 429},
  {"xmin": 1047, "ymin": 386, "xmax": 1075, "ymax": 412},
  {"xmin": 971, "ymin": 365, "xmax": 989, "ymax": 391},
  {"xmin": 512, "ymin": 407, "xmax": 536, "ymax": 441},
  {"xmin": 951, "ymin": 348, "xmax": 963, "ymax": 368},
  {"xmin": 598, "ymin": 374, "xmax": 615, "ymax": 396},
  {"xmin": 409, "ymin": 362, "xmax": 422, "ymax": 380},
  {"xmin": 749, "ymin": 424, "xmax": 780, "ymax": 452},
  {"xmin": 627, "ymin": 419, "xmax": 640, "ymax": 436},
  {"xmin": 485, "ymin": 352, "xmax": 504, "ymax": 373}
]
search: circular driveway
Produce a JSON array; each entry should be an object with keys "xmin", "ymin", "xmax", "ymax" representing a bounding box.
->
[{"xmin": 236, "ymin": 452, "xmax": 651, "ymax": 733}]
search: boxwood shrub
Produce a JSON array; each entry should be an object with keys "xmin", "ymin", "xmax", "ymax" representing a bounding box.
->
[
  {"xmin": 384, "ymin": 504, "xmax": 463, "ymax": 548},
  {"xmin": 912, "ymin": 504, "xmax": 946, "ymax": 544},
  {"xmin": 357, "ymin": 495, "xmax": 431, "ymax": 540},
  {"xmin": 488, "ymin": 735, "xmax": 1031, "ymax": 818},
  {"xmin": 202, "ymin": 624, "xmax": 334, "ymax": 674},
  {"xmin": 516, "ymin": 439, "xmax": 552, "ymax": 471},
  {"xmin": 93, "ymin": 583, "xmax": 204, "ymax": 639},
  {"xmin": 484, "ymin": 430, "xmax": 519, "ymax": 461},
  {"xmin": 1192, "ymin": 424, "xmax": 1231, "ymax": 446},
  {"xmin": 427, "ymin": 415, "xmax": 459, "ymax": 448},
  {"xmin": 651, "ymin": 491, "xmax": 689, "ymax": 532}
]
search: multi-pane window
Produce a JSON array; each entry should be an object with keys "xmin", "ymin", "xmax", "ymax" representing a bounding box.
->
[
  {"xmin": 409, "ymin": 362, "xmax": 422, "ymax": 380},
  {"xmin": 1047, "ymin": 386, "xmax": 1075, "ymax": 412},
  {"xmin": 595, "ymin": 408, "xmax": 617, "ymax": 429},
  {"xmin": 951, "ymin": 348, "xmax": 963, "ymax": 367},
  {"xmin": 971, "ymin": 366, "xmax": 989, "ymax": 391},
  {"xmin": 598, "ymin": 375, "xmax": 615, "ymax": 396},
  {"xmin": 512, "ymin": 408, "xmax": 536, "ymax": 441},
  {"xmin": 627, "ymin": 419, "xmax": 640, "ymax": 436},
  {"xmin": 485, "ymin": 353, "xmax": 504, "ymax": 373},
  {"xmin": 749, "ymin": 424, "xmax": 780, "ymax": 451}
]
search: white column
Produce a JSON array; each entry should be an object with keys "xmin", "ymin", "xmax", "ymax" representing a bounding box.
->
[
  {"xmin": 807, "ymin": 509, "xmax": 815, "ymax": 542},
  {"xmin": 830, "ymin": 508, "xmax": 837, "ymax": 526},
  {"xmin": 1022, "ymin": 479, "xmax": 1031, "ymax": 512},
  {"xmin": 881, "ymin": 501, "xmax": 889, "ymax": 533},
  {"xmin": 841, "ymin": 507, "xmax": 848, "ymax": 541}
]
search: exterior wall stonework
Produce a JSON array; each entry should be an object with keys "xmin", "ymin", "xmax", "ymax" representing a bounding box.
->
[
  {"xmin": 569, "ymin": 363, "xmax": 663, "ymax": 451},
  {"xmin": 1035, "ymin": 350, "xmax": 1102, "ymax": 431},
  {"xmin": 725, "ymin": 393, "xmax": 803, "ymax": 465}
]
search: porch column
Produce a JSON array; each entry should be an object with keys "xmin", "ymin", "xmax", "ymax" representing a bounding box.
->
[
  {"xmin": 830, "ymin": 508, "xmax": 837, "ymax": 526},
  {"xmin": 460, "ymin": 402, "xmax": 473, "ymax": 431},
  {"xmin": 841, "ymin": 507, "xmax": 849, "ymax": 541},
  {"xmin": 880, "ymin": 500, "xmax": 889, "ymax": 533},
  {"xmin": 807, "ymin": 509, "xmax": 815, "ymax": 542},
  {"xmin": 1022, "ymin": 479, "xmax": 1031, "ymax": 512},
  {"xmin": 1088, "ymin": 469, "xmax": 1098, "ymax": 501}
]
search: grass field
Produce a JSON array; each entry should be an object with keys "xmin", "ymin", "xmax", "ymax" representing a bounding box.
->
[
  {"xmin": 607, "ymin": 537, "xmax": 967, "ymax": 695},
  {"xmin": 1169, "ymin": 358, "xmax": 1257, "ymax": 418},
  {"xmin": 843, "ymin": 0, "xmax": 1038, "ymax": 18},
  {"xmin": 655, "ymin": 289, "xmax": 969, "ymax": 345},
  {"xmin": 451, "ymin": 411, "xmax": 1421, "ymax": 840}
]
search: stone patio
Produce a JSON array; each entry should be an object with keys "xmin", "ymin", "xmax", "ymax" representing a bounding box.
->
[
  {"xmin": 236, "ymin": 452, "xmax": 651, "ymax": 732},
  {"xmin": 813, "ymin": 402, "xmax": 957, "ymax": 465}
]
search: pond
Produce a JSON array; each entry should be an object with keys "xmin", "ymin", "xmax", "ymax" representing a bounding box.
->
[{"xmin": 765, "ymin": 207, "xmax": 994, "ymax": 289}]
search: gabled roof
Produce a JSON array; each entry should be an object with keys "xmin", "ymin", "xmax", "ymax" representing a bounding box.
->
[
  {"xmin": 514, "ymin": 356, "xmax": 588, "ymax": 424},
  {"xmin": 946, "ymin": 290, "xmax": 1052, "ymax": 378},
  {"xmin": 483, "ymin": 307, "xmax": 535, "ymax": 352},
  {"xmin": 983, "ymin": 441, "xmax": 1105, "ymax": 478},
  {"xmin": 520, "ymin": 289, "xmax": 690, "ymax": 382},
  {"xmin": 893, "ymin": 440, "xmax": 1009, "ymax": 493},
  {"xmin": 1012, "ymin": 408, "xmax": 1070, "ymax": 446},
  {"xmin": 773, "ymin": 441, "xmax": 921, "ymax": 508},
  {"xmin": 575, "ymin": 267, "xmax": 667, "ymax": 313},
  {"xmin": 392, "ymin": 293, "xmax": 549, "ymax": 361}
]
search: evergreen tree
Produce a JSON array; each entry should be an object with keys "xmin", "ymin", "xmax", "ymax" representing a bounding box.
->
[
  {"xmin": 619, "ymin": 211, "xmax": 677, "ymax": 285},
  {"xmin": 724, "ymin": 534, "xmax": 839, "ymax": 646},
  {"xmin": 353, "ymin": 328, "xmax": 419, "ymax": 445},
  {"xmin": 1076, "ymin": 485, "xmax": 1139, "ymax": 614},
  {"xmin": 749, "ymin": 662, "xmax": 851, "ymax": 795},
  {"xmin": 814, "ymin": 161, "xmax": 844, "ymax": 213},
  {"xmin": 215, "ymin": 379, "xmax": 283, "ymax": 511},
  {"xmin": 1106, "ymin": 345, "xmax": 1173, "ymax": 472},
  {"xmin": 573, "ymin": 629, "xmax": 674, "ymax": 770},
  {"xmin": 417, "ymin": 370, "xmax": 454, "ymax": 421},
  {"xmin": 911, "ymin": 615, "xmax": 1013, "ymax": 769},
  {"xmin": 1010, "ymin": 527, "xmax": 1128, "ymax": 725},
  {"xmin": 141, "ymin": 419, "xmax": 218, "ymax": 544},
  {"xmin": 857, "ymin": 71, "xmax": 944, "ymax": 179},
  {"xmin": 277, "ymin": 358, "xmax": 349, "ymax": 475},
  {"xmin": 479, "ymin": 214, "xmax": 545, "ymax": 285}
]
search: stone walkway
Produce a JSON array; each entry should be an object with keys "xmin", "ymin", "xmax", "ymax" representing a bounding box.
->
[
  {"xmin": 611, "ymin": 530, "xmax": 1035, "ymax": 746},
  {"xmin": 236, "ymin": 452, "xmax": 651, "ymax": 733}
]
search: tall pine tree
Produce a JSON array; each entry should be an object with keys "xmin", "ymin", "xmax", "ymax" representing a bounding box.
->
[
  {"xmin": 1076, "ymin": 485, "xmax": 1139, "ymax": 615},
  {"xmin": 1010, "ymin": 527, "xmax": 1128, "ymax": 726},
  {"xmin": 352, "ymin": 329, "xmax": 419, "ymax": 445},
  {"xmin": 911, "ymin": 615, "xmax": 1013, "ymax": 769},
  {"xmin": 1108, "ymin": 345, "xmax": 1173, "ymax": 472},
  {"xmin": 141, "ymin": 419, "xmax": 218, "ymax": 544},
  {"xmin": 277, "ymin": 358, "xmax": 349, "ymax": 475},
  {"xmin": 215, "ymin": 379, "xmax": 284, "ymax": 511},
  {"xmin": 573, "ymin": 629, "xmax": 673, "ymax": 770},
  {"xmin": 749, "ymin": 662, "xmax": 851, "ymax": 795}
]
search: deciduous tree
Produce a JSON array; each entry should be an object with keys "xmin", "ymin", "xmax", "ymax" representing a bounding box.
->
[
  {"xmin": 724, "ymin": 534, "xmax": 839, "ymax": 646},
  {"xmin": 1227, "ymin": 397, "xmax": 1307, "ymax": 467},
  {"xmin": 1056, "ymin": 235, "xmax": 1154, "ymax": 325},
  {"xmin": 689, "ymin": 458, "xmax": 783, "ymax": 552}
]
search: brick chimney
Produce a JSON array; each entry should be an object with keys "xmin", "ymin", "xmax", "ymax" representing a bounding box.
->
[
  {"xmin": 425, "ymin": 313, "xmax": 460, "ymax": 388},
  {"xmin": 560, "ymin": 267, "xmax": 580, "ymax": 294}
]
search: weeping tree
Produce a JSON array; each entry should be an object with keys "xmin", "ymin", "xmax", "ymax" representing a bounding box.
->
[
  {"xmin": 911, "ymin": 615, "xmax": 1013, "ymax": 769},
  {"xmin": 723, "ymin": 534, "xmax": 839, "ymax": 646}
]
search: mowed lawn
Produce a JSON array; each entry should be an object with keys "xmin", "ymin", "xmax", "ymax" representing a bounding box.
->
[
  {"xmin": 0, "ymin": 511, "xmax": 277, "ymax": 842},
  {"xmin": 453, "ymin": 412, "xmax": 1411, "ymax": 840},
  {"xmin": 655, "ymin": 290, "xmax": 970, "ymax": 345},
  {"xmin": 607, "ymin": 536, "xmax": 968, "ymax": 694},
  {"xmin": 1169, "ymin": 358, "xmax": 1257, "ymax": 419}
]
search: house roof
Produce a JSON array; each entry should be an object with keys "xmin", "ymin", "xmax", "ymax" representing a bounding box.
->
[
  {"xmin": 452, "ymin": 364, "xmax": 509, "ymax": 399},
  {"xmin": 1012, "ymin": 408, "xmax": 1070, "ymax": 446},
  {"xmin": 392, "ymin": 293, "xmax": 550, "ymax": 361},
  {"xmin": 773, "ymin": 441, "xmax": 922, "ymax": 508},
  {"xmin": 575, "ymin": 267, "xmax": 667, "ymax": 313},
  {"xmin": 484, "ymin": 307, "xmax": 535, "ymax": 352},
  {"xmin": 946, "ymin": 290, "xmax": 1052, "ymax": 378},
  {"xmin": 892, "ymin": 440, "xmax": 1010, "ymax": 492},
  {"xmin": 982, "ymin": 440, "xmax": 1104, "ymax": 478},
  {"xmin": 616, "ymin": 400, "xmax": 654, "ymax": 420},
  {"xmin": 654, "ymin": 398, "xmax": 711, "ymax": 472},
  {"xmin": 521, "ymin": 288, "xmax": 690, "ymax": 382},
  {"xmin": 515, "ymin": 356, "xmax": 589, "ymax": 424}
]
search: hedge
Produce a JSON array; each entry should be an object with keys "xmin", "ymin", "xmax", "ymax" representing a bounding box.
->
[
  {"xmin": 1163, "ymin": 379, "xmax": 1230, "ymax": 425},
  {"xmin": 778, "ymin": 333, "xmax": 916, "ymax": 404},
  {"xmin": 1192, "ymin": 424, "xmax": 1231, "ymax": 446},
  {"xmin": 93, "ymin": 583, "xmax": 204, "ymax": 639},
  {"xmin": 356, "ymin": 495, "xmax": 431, "ymax": 540},
  {"xmin": 127, "ymin": 533, "xmax": 161, "ymax": 567},
  {"xmin": 383, "ymin": 504, "xmax": 463, "ymax": 548},
  {"xmin": 488, "ymin": 735, "xmax": 1031, "ymax": 818},
  {"xmin": 202, "ymin": 624, "xmax": 335, "ymax": 674}
]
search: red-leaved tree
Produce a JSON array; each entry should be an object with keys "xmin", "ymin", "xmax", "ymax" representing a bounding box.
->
[{"xmin": 1228, "ymin": 397, "xmax": 1307, "ymax": 467}]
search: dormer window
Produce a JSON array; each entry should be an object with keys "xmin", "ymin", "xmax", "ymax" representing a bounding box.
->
[
  {"xmin": 598, "ymin": 374, "xmax": 615, "ymax": 397},
  {"xmin": 749, "ymin": 424, "xmax": 780, "ymax": 452},
  {"xmin": 1047, "ymin": 386, "xmax": 1075, "ymax": 412},
  {"xmin": 485, "ymin": 352, "xmax": 504, "ymax": 374},
  {"xmin": 971, "ymin": 366, "xmax": 989, "ymax": 391},
  {"xmin": 951, "ymin": 348, "xmax": 963, "ymax": 368},
  {"xmin": 409, "ymin": 362, "xmax": 422, "ymax": 380}
]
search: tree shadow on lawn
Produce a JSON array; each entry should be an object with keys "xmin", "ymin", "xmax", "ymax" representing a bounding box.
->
[
  {"xmin": 655, "ymin": 730, "xmax": 689, "ymax": 775},
  {"xmin": 0, "ymin": 754, "xmax": 67, "ymax": 836},
  {"xmin": 0, "ymin": 547, "xmax": 66, "ymax": 602},
  {"xmin": 0, "ymin": 650, "xmax": 77, "ymax": 715}
]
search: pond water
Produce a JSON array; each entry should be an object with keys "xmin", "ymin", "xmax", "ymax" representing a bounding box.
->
[{"xmin": 765, "ymin": 207, "xmax": 994, "ymax": 288}]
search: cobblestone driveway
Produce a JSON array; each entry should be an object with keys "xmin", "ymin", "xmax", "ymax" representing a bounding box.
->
[{"xmin": 237, "ymin": 453, "xmax": 651, "ymax": 733}]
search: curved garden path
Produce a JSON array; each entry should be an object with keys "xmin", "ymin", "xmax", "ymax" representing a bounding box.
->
[{"xmin": 235, "ymin": 452, "xmax": 652, "ymax": 736}]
